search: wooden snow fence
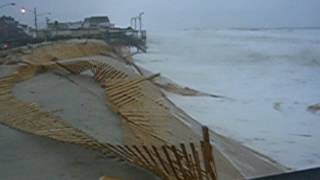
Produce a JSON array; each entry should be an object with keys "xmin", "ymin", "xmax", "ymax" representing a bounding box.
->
[
  {"xmin": 0, "ymin": 61, "xmax": 218, "ymax": 180},
  {"xmin": 104, "ymin": 126, "xmax": 218, "ymax": 180}
]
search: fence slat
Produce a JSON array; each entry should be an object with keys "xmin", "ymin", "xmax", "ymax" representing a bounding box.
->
[
  {"xmin": 124, "ymin": 145, "xmax": 148, "ymax": 167},
  {"xmin": 162, "ymin": 145, "xmax": 181, "ymax": 180},
  {"xmin": 201, "ymin": 141, "xmax": 211, "ymax": 180},
  {"xmin": 152, "ymin": 145, "xmax": 170, "ymax": 175},
  {"xmin": 209, "ymin": 144, "xmax": 217, "ymax": 178},
  {"xmin": 103, "ymin": 144, "xmax": 127, "ymax": 161},
  {"xmin": 171, "ymin": 145, "xmax": 189, "ymax": 180},
  {"xmin": 180, "ymin": 143, "xmax": 196, "ymax": 179},
  {"xmin": 116, "ymin": 145, "xmax": 136, "ymax": 162},
  {"xmin": 143, "ymin": 145, "xmax": 159, "ymax": 167},
  {"xmin": 133, "ymin": 145, "xmax": 152, "ymax": 167},
  {"xmin": 202, "ymin": 126, "xmax": 217, "ymax": 180},
  {"xmin": 190, "ymin": 143, "xmax": 203, "ymax": 180}
]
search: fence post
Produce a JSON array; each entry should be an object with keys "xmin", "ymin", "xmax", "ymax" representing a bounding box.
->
[{"xmin": 202, "ymin": 126, "xmax": 217, "ymax": 180}]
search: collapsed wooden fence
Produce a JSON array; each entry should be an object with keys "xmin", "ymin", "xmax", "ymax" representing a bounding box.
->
[
  {"xmin": 76, "ymin": 60, "xmax": 218, "ymax": 179},
  {"xmin": 104, "ymin": 127, "xmax": 217, "ymax": 180},
  {"xmin": 0, "ymin": 61, "xmax": 218, "ymax": 180}
]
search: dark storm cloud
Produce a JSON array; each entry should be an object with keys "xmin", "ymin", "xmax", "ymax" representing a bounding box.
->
[{"xmin": 1, "ymin": 0, "xmax": 319, "ymax": 31}]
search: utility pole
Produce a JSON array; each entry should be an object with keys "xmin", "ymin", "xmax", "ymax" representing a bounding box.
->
[
  {"xmin": 34, "ymin": 8, "xmax": 38, "ymax": 38},
  {"xmin": 45, "ymin": 17, "xmax": 50, "ymax": 41},
  {"xmin": 21, "ymin": 7, "xmax": 50, "ymax": 38},
  {"xmin": 130, "ymin": 17, "xmax": 134, "ymax": 28},
  {"xmin": 45, "ymin": 17, "xmax": 50, "ymax": 29},
  {"xmin": 138, "ymin": 12, "xmax": 144, "ymax": 33},
  {"xmin": 134, "ymin": 17, "xmax": 137, "ymax": 30}
]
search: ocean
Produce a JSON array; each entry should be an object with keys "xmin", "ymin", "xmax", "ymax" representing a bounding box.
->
[{"xmin": 135, "ymin": 28, "xmax": 320, "ymax": 169}]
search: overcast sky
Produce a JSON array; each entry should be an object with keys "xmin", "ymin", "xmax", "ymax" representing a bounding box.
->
[{"xmin": 1, "ymin": 0, "xmax": 319, "ymax": 31}]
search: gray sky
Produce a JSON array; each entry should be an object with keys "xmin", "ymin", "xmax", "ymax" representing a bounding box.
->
[{"xmin": 1, "ymin": 0, "xmax": 320, "ymax": 31}]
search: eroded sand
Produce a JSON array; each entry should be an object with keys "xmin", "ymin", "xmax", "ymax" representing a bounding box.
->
[{"xmin": 0, "ymin": 40, "xmax": 289, "ymax": 179}]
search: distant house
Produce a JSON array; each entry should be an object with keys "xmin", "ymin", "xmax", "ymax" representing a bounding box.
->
[
  {"xmin": 67, "ymin": 21, "xmax": 83, "ymax": 29},
  {"xmin": 0, "ymin": 16, "xmax": 32, "ymax": 49},
  {"xmin": 48, "ymin": 21, "xmax": 83, "ymax": 30},
  {"xmin": 48, "ymin": 16, "xmax": 114, "ymax": 31},
  {"xmin": 0, "ymin": 16, "xmax": 16, "ymax": 25},
  {"xmin": 45, "ymin": 16, "xmax": 113, "ymax": 39},
  {"xmin": 0, "ymin": 16, "xmax": 31, "ymax": 40},
  {"xmin": 18, "ymin": 24, "xmax": 33, "ymax": 36},
  {"xmin": 82, "ymin": 16, "xmax": 114, "ymax": 28}
]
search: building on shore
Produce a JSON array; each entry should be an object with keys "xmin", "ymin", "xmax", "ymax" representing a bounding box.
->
[
  {"xmin": 0, "ymin": 16, "xmax": 32, "ymax": 49},
  {"xmin": 45, "ymin": 16, "xmax": 146, "ymax": 48},
  {"xmin": 83, "ymin": 16, "xmax": 114, "ymax": 29},
  {"xmin": 47, "ymin": 21, "xmax": 83, "ymax": 30},
  {"xmin": 0, "ymin": 15, "xmax": 146, "ymax": 51},
  {"xmin": 47, "ymin": 16, "xmax": 114, "ymax": 31},
  {"xmin": 45, "ymin": 16, "xmax": 116, "ymax": 38}
]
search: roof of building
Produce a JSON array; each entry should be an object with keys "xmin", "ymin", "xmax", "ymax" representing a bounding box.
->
[{"xmin": 84, "ymin": 16, "xmax": 110, "ymax": 23}]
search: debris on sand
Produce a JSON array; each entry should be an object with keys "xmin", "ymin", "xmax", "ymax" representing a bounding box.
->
[
  {"xmin": 155, "ymin": 80, "xmax": 224, "ymax": 98},
  {"xmin": 134, "ymin": 65, "xmax": 226, "ymax": 98},
  {"xmin": 273, "ymin": 102, "xmax": 283, "ymax": 112},
  {"xmin": 307, "ymin": 103, "xmax": 320, "ymax": 114}
]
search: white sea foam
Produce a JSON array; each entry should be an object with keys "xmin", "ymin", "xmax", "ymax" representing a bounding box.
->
[{"xmin": 135, "ymin": 29, "xmax": 320, "ymax": 169}]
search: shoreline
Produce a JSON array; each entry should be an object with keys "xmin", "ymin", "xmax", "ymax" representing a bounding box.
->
[{"xmin": 0, "ymin": 39, "xmax": 288, "ymax": 179}]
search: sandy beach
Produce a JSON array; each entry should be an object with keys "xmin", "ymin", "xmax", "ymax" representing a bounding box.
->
[{"xmin": 0, "ymin": 40, "xmax": 289, "ymax": 179}]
